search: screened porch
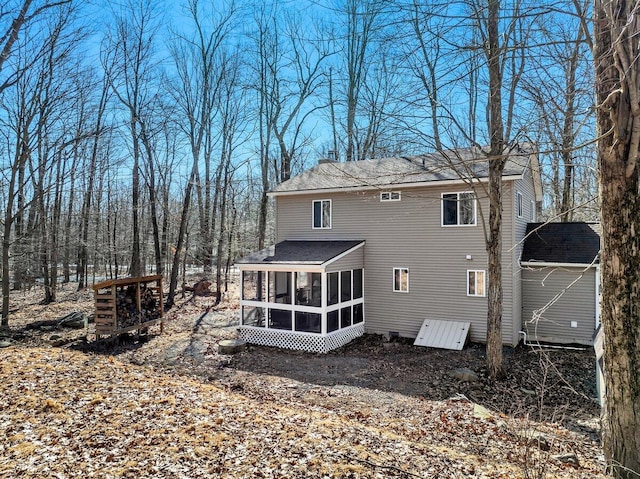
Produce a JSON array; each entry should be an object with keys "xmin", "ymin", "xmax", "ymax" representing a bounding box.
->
[{"xmin": 235, "ymin": 240, "xmax": 365, "ymax": 353}]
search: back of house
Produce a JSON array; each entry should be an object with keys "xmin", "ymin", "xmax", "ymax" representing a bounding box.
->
[{"xmin": 236, "ymin": 145, "xmax": 543, "ymax": 352}]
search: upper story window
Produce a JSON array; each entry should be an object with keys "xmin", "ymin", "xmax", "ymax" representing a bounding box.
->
[
  {"xmin": 312, "ymin": 199, "xmax": 331, "ymax": 229},
  {"xmin": 380, "ymin": 191, "xmax": 401, "ymax": 202},
  {"xmin": 516, "ymin": 191, "xmax": 523, "ymax": 218},
  {"xmin": 442, "ymin": 192, "xmax": 476, "ymax": 226}
]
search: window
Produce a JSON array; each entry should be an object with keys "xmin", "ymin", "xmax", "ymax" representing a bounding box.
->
[
  {"xmin": 380, "ymin": 191, "xmax": 401, "ymax": 201},
  {"xmin": 327, "ymin": 272, "xmax": 339, "ymax": 305},
  {"xmin": 516, "ymin": 191, "xmax": 523, "ymax": 218},
  {"xmin": 467, "ymin": 270, "xmax": 486, "ymax": 297},
  {"xmin": 312, "ymin": 199, "xmax": 331, "ymax": 229},
  {"xmin": 393, "ymin": 267, "xmax": 409, "ymax": 292},
  {"xmin": 530, "ymin": 200, "xmax": 536, "ymax": 221},
  {"xmin": 340, "ymin": 270, "xmax": 351, "ymax": 302},
  {"xmin": 352, "ymin": 269, "xmax": 363, "ymax": 299},
  {"xmin": 442, "ymin": 192, "xmax": 476, "ymax": 226}
]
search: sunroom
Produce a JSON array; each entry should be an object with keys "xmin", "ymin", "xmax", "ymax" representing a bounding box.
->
[{"xmin": 235, "ymin": 240, "xmax": 365, "ymax": 353}]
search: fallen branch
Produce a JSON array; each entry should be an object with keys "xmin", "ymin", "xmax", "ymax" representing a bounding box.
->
[{"xmin": 340, "ymin": 453, "xmax": 424, "ymax": 478}]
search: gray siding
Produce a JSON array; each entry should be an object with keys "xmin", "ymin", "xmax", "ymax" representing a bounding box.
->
[
  {"xmin": 509, "ymin": 167, "xmax": 539, "ymax": 344},
  {"xmin": 522, "ymin": 266, "xmax": 596, "ymax": 345},
  {"xmin": 276, "ymin": 181, "xmax": 528, "ymax": 345},
  {"xmin": 326, "ymin": 247, "xmax": 364, "ymax": 272}
]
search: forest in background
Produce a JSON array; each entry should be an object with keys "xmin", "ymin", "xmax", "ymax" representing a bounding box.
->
[{"xmin": 0, "ymin": 0, "xmax": 595, "ymax": 324}]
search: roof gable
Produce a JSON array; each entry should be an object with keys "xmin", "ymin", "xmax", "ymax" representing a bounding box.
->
[
  {"xmin": 271, "ymin": 144, "xmax": 538, "ymax": 195},
  {"xmin": 521, "ymin": 222, "xmax": 600, "ymax": 264}
]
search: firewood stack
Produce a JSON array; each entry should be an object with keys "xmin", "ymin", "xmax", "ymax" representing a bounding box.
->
[
  {"xmin": 140, "ymin": 285, "xmax": 161, "ymax": 320},
  {"xmin": 93, "ymin": 275, "xmax": 164, "ymax": 337},
  {"xmin": 116, "ymin": 285, "xmax": 140, "ymax": 329}
]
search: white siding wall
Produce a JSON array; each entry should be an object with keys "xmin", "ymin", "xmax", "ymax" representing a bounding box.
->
[{"xmin": 276, "ymin": 179, "xmax": 531, "ymax": 345}]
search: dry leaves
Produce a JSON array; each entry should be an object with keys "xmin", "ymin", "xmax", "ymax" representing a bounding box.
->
[
  {"xmin": 0, "ymin": 345, "xmax": 606, "ymax": 478},
  {"xmin": 0, "ymin": 282, "xmax": 608, "ymax": 478}
]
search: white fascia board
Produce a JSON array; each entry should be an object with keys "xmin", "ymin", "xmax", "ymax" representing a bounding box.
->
[
  {"xmin": 268, "ymin": 175, "xmax": 522, "ymax": 197},
  {"xmin": 520, "ymin": 261, "xmax": 597, "ymax": 269},
  {"xmin": 236, "ymin": 263, "xmax": 325, "ymax": 273}
]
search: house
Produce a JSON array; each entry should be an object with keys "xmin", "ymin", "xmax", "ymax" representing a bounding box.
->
[
  {"xmin": 236, "ymin": 145, "xmax": 552, "ymax": 353},
  {"xmin": 521, "ymin": 222, "xmax": 600, "ymax": 345}
]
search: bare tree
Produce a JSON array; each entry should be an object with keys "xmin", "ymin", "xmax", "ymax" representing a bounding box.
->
[
  {"xmin": 523, "ymin": 0, "xmax": 594, "ymax": 221},
  {"xmin": 102, "ymin": 0, "xmax": 162, "ymax": 278},
  {"xmin": 594, "ymin": 0, "xmax": 640, "ymax": 475},
  {"xmin": 0, "ymin": 0, "xmax": 73, "ymax": 326},
  {"xmin": 169, "ymin": 0, "xmax": 235, "ymax": 275}
]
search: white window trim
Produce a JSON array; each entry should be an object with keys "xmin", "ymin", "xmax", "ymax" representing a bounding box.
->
[
  {"xmin": 312, "ymin": 199, "xmax": 332, "ymax": 229},
  {"xmin": 393, "ymin": 267, "xmax": 409, "ymax": 293},
  {"xmin": 441, "ymin": 192, "xmax": 477, "ymax": 227},
  {"xmin": 467, "ymin": 270, "xmax": 486, "ymax": 297},
  {"xmin": 380, "ymin": 191, "xmax": 401, "ymax": 202},
  {"xmin": 516, "ymin": 191, "xmax": 523, "ymax": 218}
]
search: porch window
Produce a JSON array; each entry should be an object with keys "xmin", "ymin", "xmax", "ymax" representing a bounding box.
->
[
  {"xmin": 295, "ymin": 312, "xmax": 321, "ymax": 333},
  {"xmin": 327, "ymin": 272, "xmax": 339, "ymax": 305},
  {"xmin": 393, "ymin": 267, "xmax": 409, "ymax": 292},
  {"xmin": 242, "ymin": 306, "xmax": 265, "ymax": 327},
  {"xmin": 269, "ymin": 271, "xmax": 291, "ymax": 304},
  {"xmin": 341, "ymin": 307, "xmax": 352, "ymax": 328},
  {"xmin": 269, "ymin": 308, "xmax": 292, "ymax": 330},
  {"xmin": 467, "ymin": 270, "xmax": 486, "ymax": 297},
  {"xmin": 295, "ymin": 272, "xmax": 321, "ymax": 306},
  {"xmin": 442, "ymin": 192, "xmax": 476, "ymax": 226},
  {"xmin": 353, "ymin": 303, "xmax": 364, "ymax": 324},
  {"xmin": 341, "ymin": 270, "xmax": 351, "ymax": 302},
  {"xmin": 353, "ymin": 269, "xmax": 363, "ymax": 299},
  {"xmin": 312, "ymin": 199, "xmax": 331, "ymax": 229},
  {"xmin": 327, "ymin": 310, "xmax": 339, "ymax": 332},
  {"xmin": 243, "ymin": 271, "xmax": 266, "ymax": 301}
]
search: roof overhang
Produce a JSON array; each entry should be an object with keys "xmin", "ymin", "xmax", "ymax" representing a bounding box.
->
[
  {"xmin": 268, "ymin": 175, "xmax": 523, "ymax": 197},
  {"xmin": 235, "ymin": 240, "xmax": 365, "ymax": 271}
]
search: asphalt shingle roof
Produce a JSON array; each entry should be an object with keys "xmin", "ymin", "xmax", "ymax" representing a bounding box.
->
[
  {"xmin": 271, "ymin": 145, "xmax": 534, "ymax": 194},
  {"xmin": 521, "ymin": 222, "xmax": 600, "ymax": 264},
  {"xmin": 235, "ymin": 240, "xmax": 365, "ymax": 265}
]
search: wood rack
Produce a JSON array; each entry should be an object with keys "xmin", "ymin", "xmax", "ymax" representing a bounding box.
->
[{"xmin": 93, "ymin": 275, "xmax": 164, "ymax": 337}]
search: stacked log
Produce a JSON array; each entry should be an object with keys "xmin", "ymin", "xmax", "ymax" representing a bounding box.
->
[
  {"xmin": 115, "ymin": 284, "xmax": 161, "ymax": 330},
  {"xmin": 140, "ymin": 285, "xmax": 161, "ymax": 320},
  {"xmin": 116, "ymin": 285, "xmax": 140, "ymax": 329}
]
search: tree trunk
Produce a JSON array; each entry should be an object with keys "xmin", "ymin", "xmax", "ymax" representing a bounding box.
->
[
  {"xmin": 484, "ymin": 0, "xmax": 506, "ymax": 380},
  {"xmin": 166, "ymin": 160, "xmax": 198, "ymax": 308},
  {"xmin": 595, "ymin": 0, "xmax": 640, "ymax": 474}
]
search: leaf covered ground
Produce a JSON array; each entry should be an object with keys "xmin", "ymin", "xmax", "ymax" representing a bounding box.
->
[{"xmin": 0, "ymin": 282, "xmax": 607, "ymax": 478}]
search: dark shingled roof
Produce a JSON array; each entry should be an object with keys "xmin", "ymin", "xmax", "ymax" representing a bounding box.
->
[
  {"xmin": 235, "ymin": 240, "xmax": 364, "ymax": 265},
  {"xmin": 271, "ymin": 145, "xmax": 535, "ymax": 194},
  {"xmin": 521, "ymin": 222, "xmax": 600, "ymax": 264}
]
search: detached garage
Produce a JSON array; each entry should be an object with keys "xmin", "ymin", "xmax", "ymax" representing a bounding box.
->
[{"xmin": 521, "ymin": 222, "xmax": 600, "ymax": 346}]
